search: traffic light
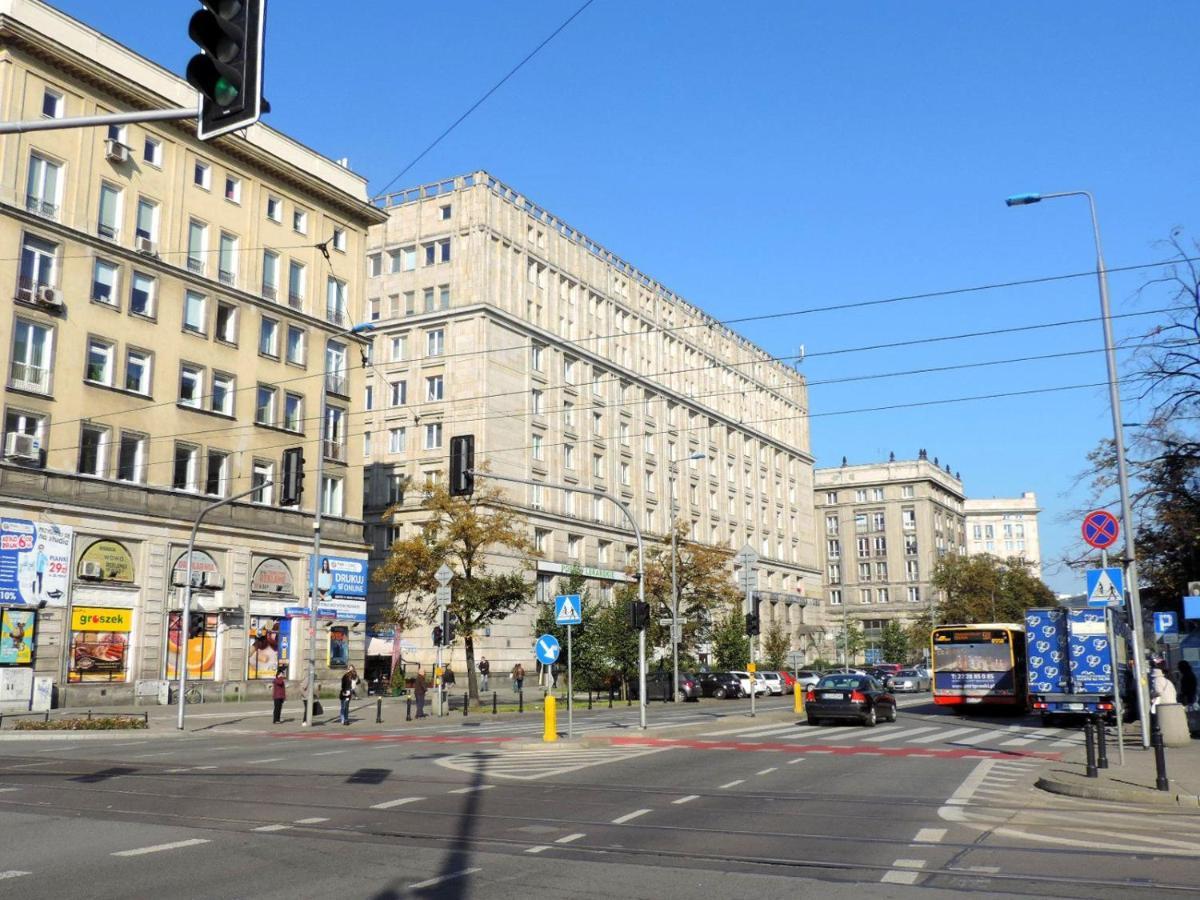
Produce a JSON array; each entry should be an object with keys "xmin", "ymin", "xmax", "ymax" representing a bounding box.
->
[
  {"xmin": 444, "ymin": 612, "xmax": 456, "ymax": 645},
  {"xmin": 745, "ymin": 612, "xmax": 760, "ymax": 636},
  {"xmin": 186, "ymin": 0, "xmax": 268, "ymax": 141},
  {"xmin": 432, "ymin": 624, "xmax": 443, "ymax": 646},
  {"xmin": 627, "ymin": 600, "xmax": 649, "ymax": 631},
  {"xmin": 280, "ymin": 446, "xmax": 304, "ymax": 506},
  {"xmin": 448, "ymin": 434, "xmax": 475, "ymax": 497}
]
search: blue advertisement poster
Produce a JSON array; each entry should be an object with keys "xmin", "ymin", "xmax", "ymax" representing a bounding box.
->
[
  {"xmin": 1067, "ymin": 608, "xmax": 1113, "ymax": 694},
  {"xmin": 308, "ymin": 555, "xmax": 367, "ymax": 598},
  {"xmin": 0, "ymin": 518, "xmax": 73, "ymax": 606},
  {"xmin": 1025, "ymin": 608, "xmax": 1068, "ymax": 694}
]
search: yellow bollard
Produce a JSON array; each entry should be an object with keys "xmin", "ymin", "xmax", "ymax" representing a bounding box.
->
[
  {"xmin": 543, "ymin": 694, "xmax": 558, "ymax": 742},
  {"xmin": 794, "ymin": 681, "xmax": 805, "ymax": 714}
]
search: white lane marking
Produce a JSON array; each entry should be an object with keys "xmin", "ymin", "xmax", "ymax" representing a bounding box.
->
[
  {"xmin": 5, "ymin": 762, "xmax": 54, "ymax": 769},
  {"xmin": 719, "ymin": 779, "xmax": 745, "ymax": 789},
  {"xmin": 294, "ymin": 817, "xmax": 329, "ymax": 824},
  {"xmin": 0, "ymin": 871, "xmax": 32, "ymax": 880},
  {"xmin": 555, "ymin": 833, "xmax": 585, "ymax": 844},
  {"xmin": 999, "ymin": 727, "xmax": 1064, "ymax": 747},
  {"xmin": 881, "ymin": 858, "xmax": 927, "ymax": 885},
  {"xmin": 0, "ymin": 787, "xmax": 20, "ymax": 793},
  {"xmin": 612, "ymin": 808, "xmax": 653, "ymax": 824},
  {"xmin": 913, "ymin": 828, "xmax": 946, "ymax": 843},
  {"xmin": 909, "ymin": 726, "xmax": 978, "ymax": 744},
  {"xmin": 253, "ymin": 824, "xmax": 292, "ymax": 832},
  {"xmin": 698, "ymin": 722, "xmax": 802, "ymax": 738},
  {"xmin": 798, "ymin": 727, "xmax": 878, "ymax": 742},
  {"xmin": 194, "ymin": 765, "xmax": 218, "ymax": 770},
  {"xmin": 525, "ymin": 845, "xmax": 550, "ymax": 854},
  {"xmin": 944, "ymin": 759, "xmax": 996, "ymax": 805},
  {"xmin": 128, "ymin": 751, "xmax": 176, "ymax": 758},
  {"xmin": 755, "ymin": 767, "xmax": 778, "ymax": 776},
  {"xmin": 112, "ymin": 838, "xmax": 211, "ymax": 857},
  {"xmin": 407, "ymin": 867, "xmax": 482, "ymax": 889},
  {"xmin": 370, "ymin": 797, "xmax": 424, "ymax": 809},
  {"xmin": 786, "ymin": 757, "xmax": 804, "ymax": 764},
  {"xmin": 245, "ymin": 758, "xmax": 285, "ymax": 764},
  {"xmin": 673, "ymin": 794, "xmax": 700, "ymax": 804},
  {"xmin": 952, "ymin": 865, "xmax": 1000, "ymax": 874},
  {"xmin": 949, "ymin": 730, "xmax": 1002, "ymax": 745},
  {"xmin": 860, "ymin": 725, "xmax": 941, "ymax": 743},
  {"xmin": 448, "ymin": 784, "xmax": 494, "ymax": 794},
  {"xmin": 312, "ymin": 750, "xmax": 347, "ymax": 756}
]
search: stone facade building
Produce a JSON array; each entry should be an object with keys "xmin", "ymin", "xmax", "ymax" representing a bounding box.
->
[
  {"xmin": 964, "ymin": 492, "xmax": 1042, "ymax": 578},
  {"xmin": 363, "ymin": 172, "xmax": 822, "ymax": 674},
  {"xmin": 0, "ymin": 0, "xmax": 384, "ymax": 706}
]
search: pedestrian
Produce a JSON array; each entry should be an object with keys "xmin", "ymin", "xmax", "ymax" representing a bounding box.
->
[
  {"xmin": 1151, "ymin": 662, "xmax": 1177, "ymax": 715},
  {"xmin": 443, "ymin": 665, "xmax": 455, "ymax": 687},
  {"xmin": 414, "ymin": 668, "xmax": 428, "ymax": 717},
  {"xmin": 1178, "ymin": 660, "xmax": 1197, "ymax": 709},
  {"xmin": 551, "ymin": 661, "xmax": 560, "ymax": 689},
  {"xmin": 511, "ymin": 661, "xmax": 525, "ymax": 693},
  {"xmin": 271, "ymin": 667, "xmax": 287, "ymax": 724},
  {"xmin": 339, "ymin": 665, "xmax": 356, "ymax": 725},
  {"xmin": 478, "ymin": 656, "xmax": 490, "ymax": 692}
]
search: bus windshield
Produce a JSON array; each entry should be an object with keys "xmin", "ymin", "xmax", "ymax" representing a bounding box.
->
[{"xmin": 931, "ymin": 626, "xmax": 1023, "ymax": 703}]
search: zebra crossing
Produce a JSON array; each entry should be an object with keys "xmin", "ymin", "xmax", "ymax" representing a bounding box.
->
[{"xmin": 434, "ymin": 744, "xmax": 675, "ymax": 780}]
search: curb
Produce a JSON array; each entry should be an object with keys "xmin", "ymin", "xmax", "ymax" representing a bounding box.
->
[
  {"xmin": 1036, "ymin": 775, "xmax": 1200, "ymax": 808},
  {"xmin": 0, "ymin": 729, "xmax": 171, "ymax": 742}
]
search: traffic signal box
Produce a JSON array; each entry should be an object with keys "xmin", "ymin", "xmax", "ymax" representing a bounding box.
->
[{"xmin": 186, "ymin": 0, "xmax": 268, "ymax": 140}]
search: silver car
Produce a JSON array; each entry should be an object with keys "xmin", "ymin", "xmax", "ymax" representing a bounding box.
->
[
  {"xmin": 891, "ymin": 668, "xmax": 931, "ymax": 693},
  {"xmin": 760, "ymin": 671, "xmax": 785, "ymax": 695}
]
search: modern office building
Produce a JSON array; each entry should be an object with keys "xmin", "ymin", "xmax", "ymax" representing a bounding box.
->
[
  {"xmin": 0, "ymin": 0, "xmax": 385, "ymax": 706},
  {"xmin": 363, "ymin": 171, "xmax": 822, "ymax": 674},
  {"xmin": 964, "ymin": 492, "xmax": 1042, "ymax": 578},
  {"xmin": 814, "ymin": 452, "xmax": 966, "ymax": 660}
]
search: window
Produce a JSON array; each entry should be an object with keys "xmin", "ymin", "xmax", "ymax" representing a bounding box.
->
[
  {"xmin": 874, "ymin": 536, "xmax": 887, "ymax": 555},
  {"xmin": 439, "ymin": 204, "xmax": 452, "ymax": 220},
  {"xmin": 18, "ymin": 233, "xmax": 57, "ymax": 294},
  {"xmin": 95, "ymin": 182, "xmax": 121, "ymax": 239},
  {"xmin": 825, "ymin": 491, "xmax": 838, "ymax": 504},
  {"xmin": 204, "ymin": 449, "xmax": 228, "ymax": 496},
  {"xmin": 593, "ymin": 454, "xmax": 604, "ymax": 478},
  {"xmin": 825, "ymin": 514, "xmax": 839, "ymax": 534},
  {"xmin": 902, "ymin": 508, "xmax": 916, "ymax": 530},
  {"xmin": 876, "ymin": 561, "xmax": 888, "ymax": 579},
  {"xmin": 251, "ymin": 460, "xmax": 274, "ymax": 504},
  {"xmin": 326, "ymin": 276, "xmax": 347, "ymax": 325},
  {"xmin": 872, "ymin": 511, "xmax": 886, "ymax": 531},
  {"xmin": 2, "ymin": 409, "xmax": 44, "ymax": 461},
  {"xmin": 532, "ymin": 433, "xmax": 544, "ymax": 461},
  {"xmin": 25, "ymin": 152, "xmax": 61, "ymax": 218},
  {"xmin": 172, "ymin": 443, "xmax": 199, "ymax": 491},
  {"xmin": 388, "ymin": 427, "xmax": 406, "ymax": 454},
  {"xmin": 224, "ymin": 175, "xmax": 241, "ymax": 204},
  {"xmin": 259, "ymin": 317, "xmax": 279, "ymax": 356},
  {"xmin": 130, "ymin": 271, "xmax": 155, "ymax": 317},
  {"xmin": 85, "ymin": 337, "xmax": 114, "ymax": 385},
  {"xmin": 368, "ymin": 254, "xmax": 382, "ymax": 278},
  {"xmin": 390, "ymin": 380, "xmax": 407, "ymax": 406},
  {"xmin": 178, "ymin": 364, "xmax": 203, "ymax": 408},
  {"xmin": 218, "ymin": 233, "xmax": 238, "ymax": 285},
  {"xmin": 293, "ymin": 209, "xmax": 308, "ymax": 234},
  {"xmin": 620, "ymin": 421, "xmax": 630, "ymax": 445},
  {"xmin": 266, "ymin": 196, "xmax": 282, "ymax": 222},
  {"xmin": 427, "ymin": 329, "xmax": 445, "ymax": 356},
  {"xmin": 124, "ymin": 348, "xmax": 151, "ymax": 395},
  {"xmin": 860, "ymin": 589, "xmax": 872, "ymax": 604},
  {"xmin": 902, "ymin": 484, "xmax": 914, "ymax": 499},
  {"xmin": 905, "ymin": 536, "xmax": 918, "ymax": 555},
  {"xmin": 193, "ymin": 160, "xmax": 210, "ymax": 189},
  {"xmin": 567, "ymin": 535, "xmax": 582, "ymax": 559},
  {"xmin": 564, "ymin": 402, "xmax": 575, "ymax": 429},
  {"xmin": 564, "ymin": 357, "xmax": 576, "ymax": 384},
  {"xmin": 332, "ymin": 227, "xmax": 346, "ymax": 252},
  {"xmin": 620, "ymin": 462, "xmax": 630, "ymax": 485},
  {"xmin": 363, "ymin": 431, "xmax": 372, "ymax": 458},
  {"xmin": 255, "ymin": 386, "xmax": 277, "ymax": 425},
  {"xmin": 827, "ymin": 539, "xmax": 840, "ymax": 558},
  {"xmin": 77, "ymin": 424, "xmax": 108, "ymax": 476},
  {"xmin": 531, "ymin": 344, "xmax": 544, "ymax": 371},
  {"xmin": 135, "ymin": 197, "xmax": 157, "ymax": 242},
  {"xmin": 907, "ymin": 586, "xmax": 921, "ymax": 604},
  {"xmin": 855, "ymin": 489, "xmax": 868, "ymax": 502},
  {"xmin": 858, "ymin": 562, "xmax": 872, "ymax": 581},
  {"xmin": 872, "ymin": 487, "xmax": 885, "ymax": 501},
  {"xmin": 592, "ymin": 411, "xmax": 602, "ymax": 435},
  {"xmin": 906, "ymin": 559, "xmax": 919, "ymax": 581},
  {"xmin": 424, "ymin": 422, "xmax": 442, "ymax": 449},
  {"xmin": 400, "ymin": 246, "xmax": 416, "ymax": 271},
  {"xmin": 259, "ymin": 250, "xmax": 280, "ymax": 301},
  {"xmin": 210, "ymin": 372, "xmax": 234, "ymax": 415},
  {"xmin": 534, "ymin": 528, "xmax": 550, "ymax": 552},
  {"xmin": 91, "ymin": 258, "xmax": 119, "ymax": 305},
  {"xmin": 857, "ymin": 536, "xmax": 871, "ymax": 558},
  {"xmin": 531, "ymin": 389, "xmax": 544, "ymax": 415},
  {"xmin": 827, "ymin": 563, "xmax": 841, "ymax": 584},
  {"xmin": 180, "ymin": 291, "xmax": 205, "ymax": 334},
  {"xmin": 215, "ymin": 302, "xmax": 237, "ymax": 344},
  {"xmin": 283, "ymin": 392, "xmax": 303, "ymax": 432},
  {"xmin": 187, "ymin": 220, "xmax": 206, "ymax": 274},
  {"xmin": 389, "ymin": 335, "xmax": 407, "ymax": 361},
  {"xmin": 425, "ymin": 374, "xmax": 443, "ymax": 401},
  {"xmin": 42, "ymin": 88, "xmax": 63, "ymax": 118},
  {"xmin": 287, "ymin": 260, "xmax": 305, "ymax": 308},
  {"xmin": 116, "ymin": 431, "xmax": 145, "ymax": 483},
  {"xmin": 564, "ymin": 444, "xmax": 575, "ymax": 470},
  {"xmin": 972, "ymin": 524, "xmax": 982, "ymax": 540},
  {"xmin": 829, "ymin": 589, "xmax": 842, "ymax": 606}
]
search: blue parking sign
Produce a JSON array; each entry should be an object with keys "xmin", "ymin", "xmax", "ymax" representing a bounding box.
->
[{"xmin": 1154, "ymin": 611, "xmax": 1178, "ymax": 635}]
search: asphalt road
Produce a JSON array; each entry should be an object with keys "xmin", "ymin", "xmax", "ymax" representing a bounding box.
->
[{"xmin": 1, "ymin": 694, "xmax": 1196, "ymax": 899}]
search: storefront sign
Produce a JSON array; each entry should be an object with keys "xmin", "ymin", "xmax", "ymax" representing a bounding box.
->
[
  {"xmin": 0, "ymin": 609, "xmax": 36, "ymax": 665},
  {"xmin": 68, "ymin": 606, "xmax": 131, "ymax": 683},
  {"xmin": 78, "ymin": 540, "xmax": 135, "ymax": 583},
  {"xmin": 535, "ymin": 560, "xmax": 633, "ymax": 583},
  {"xmin": 317, "ymin": 597, "xmax": 367, "ymax": 622},
  {"xmin": 250, "ymin": 557, "xmax": 294, "ymax": 596},
  {"xmin": 170, "ymin": 550, "xmax": 221, "ymax": 587},
  {"xmin": 0, "ymin": 518, "xmax": 73, "ymax": 606},
  {"xmin": 71, "ymin": 606, "xmax": 132, "ymax": 632},
  {"xmin": 308, "ymin": 555, "xmax": 367, "ymax": 598}
]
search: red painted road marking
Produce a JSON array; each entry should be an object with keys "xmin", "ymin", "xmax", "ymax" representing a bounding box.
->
[
  {"xmin": 607, "ymin": 736, "xmax": 1060, "ymax": 761},
  {"xmin": 274, "ymin": 733, "xmax": 516, "ymax": 745}
]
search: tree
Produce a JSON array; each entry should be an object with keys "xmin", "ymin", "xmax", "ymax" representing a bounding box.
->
[
  {"xmin": 374, "ymin": 481, "xmax": 535, "ymax": 703},
  {"xmin": 712, "ymin": 605, "xmax": 750, "ymax": 670},
  {"xmin": 832, "ymin": 622, "xmax": 866, "ymax": 665},
  {"xmin": 931, "ymin": 553, "xmax": 1055, "ymax": 624},
  {"xmin": 761, "ymin": 619, "xmax": 791, "ymax": 670},
  {"xmin": 904, "ymin": 614, "xmax": 933, "ymax": 663},
  {"xmin": 879, "ymin": 620, "xmax": 910, "ymax": 664}
]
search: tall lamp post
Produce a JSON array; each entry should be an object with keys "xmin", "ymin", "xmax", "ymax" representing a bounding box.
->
[
  {"xmin": 1006, "ymin": 191, "xmax": 1151, "ymax": 748},
  {"xmin": 305, "ymin": 321, "xmax": 374, "ymax": 729},
  {"xmin": 670, "ymin": 452, "xmax": 707, "ymax": 702}
]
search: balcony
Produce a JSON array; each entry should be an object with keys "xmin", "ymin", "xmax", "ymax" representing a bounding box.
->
[
  {"xmin": 262, "ymin": 284, "xmax": 278, "ymax": 302},
  {"xmin": 218, "ymin": 269, "xmax": 236, "ymax": 287},
  {"xmin": 325, "ymin": 373, "xmax": 348, "ymax": 396},
  {"xmin": 325, "ymin": 304, "xmax": 349, "ymax": 328},
  {"xmin": 288, "ymin": 292, "xmax": 303, "ymax": 311},
  {"xmin": 25, "ymin": 197, "xmax": 58, "ymax": 220},
  {"xmin": 323, "ymin": 439, "xmax": 347, "ymax": 463},
  {"xmin": 187, "ymin": 257, "xmax": 205, "ymax": 276},
  {"xmin": 10, "ymin": 361, "xmax": 50, "ymax": 393}
]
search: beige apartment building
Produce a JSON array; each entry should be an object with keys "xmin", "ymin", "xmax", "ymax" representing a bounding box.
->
[
  {"xmin": 964, "ymin": 492, "xmax": 1042, "ymax": 578},
  {"xmin": 814, "ymin": 453, "xmax": 966, "ymax": 662},
  {"xmin": 0, "ymin": 0, "xmax": 384, "ymax": 707},
  {"xmin": 363, "ymin": 172, "xmax": 823, "ymax": 674}
]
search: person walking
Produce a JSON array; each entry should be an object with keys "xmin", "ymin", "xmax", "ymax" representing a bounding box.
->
[
  {"xmin": 479, "ymin": 656, "xmax": 490, "ymax": 692},
  {"xmin": 339, "ymin": 666, "xmax": 356, "ymax": 725},
  {"xmin": 271, "ymin": 667, "xmax": 287, "ymax": 724},
  {"xmin": 511, "ymin": 662, "xmax": 525, "ymax": 694},
  {"xmin": 1151, "ymin": 662, "xmax": 1177, "ymax": 715},
  {"xmin": 1178, "ymin": 660, "xmax": 1197, "ymax": 709},
  {"xmin": 414, "ymin": 668, "xmax": 428, "ymax": 717}
]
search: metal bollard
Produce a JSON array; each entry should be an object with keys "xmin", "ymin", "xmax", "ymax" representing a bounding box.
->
[
  {"xmin": 794, "ymin": 682, "xmax": 805, "ymax": 714},
  {"xmin": 463, "ymin": 692, "xmax": 468, "ymax": 717},
  {"xmin": 543, "ymin": 694, "xmax": 558, "ymax": 742},
  {"xmin": 406, "ymin": 697, "xmax": 412, "ymax": 721},
  {"xmin": 1084, "ymin": 718, "xmax": 1098, "ymax": 778},
  {"xmin": 1095, "ymin": 715, "xmax": 1108, "ymax": 769},
  {"xmin": 492, "ymin": 691, "xmax": 497, "ymax": 715},
  {"xmin": 1152, "ymin": 715, "xmax": 1170, "ymax": 791},
  {"xmin": 519, "ymin": 690, "xmax": 523, "ymax": 713},
  {"xmin": 376, "ymin": 698, "xmax": 383, "ymax": 724}
]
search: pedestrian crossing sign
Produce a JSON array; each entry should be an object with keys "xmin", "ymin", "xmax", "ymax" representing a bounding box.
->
[
  {"xmin": 1086, "ymin": 567, "xmax": 1124, "ymax": 608},
  {"xmin": 555, "ymin": 594, "xmax": 582, "ymax": 625}
]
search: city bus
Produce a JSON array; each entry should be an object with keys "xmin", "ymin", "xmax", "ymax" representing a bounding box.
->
[{"xmin": 930, "ymin": 623, "xmax": 1028, "ymax": 709}]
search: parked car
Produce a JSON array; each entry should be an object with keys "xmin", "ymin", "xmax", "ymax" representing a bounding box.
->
[
  {"xmin": 636, "ymin": 670, "xmax": 702, "ymax": 701},
  {"xmin": 699, "ymin": 671, "xmax": 744, "ymax": 699},
  {"xmin": 760, "ymin": 671, "xmax": 786, "ymax": 695},
  {"xmin": 805, "ymin": 674, "xmax": 897, "ymax": 727},
  {"xmin": 870, "ymin": 663, "xmax": 905, "ymax": 679},
  {"xmin": 891, "ymin": 668, "xmax": 931, "ymax": 693},
  {"xmin": 730, "ymin": 671, "xmax": 766, "ymax": 696},
  {"xmin": 794, "ymin": 670, "xmax": 824, "ymax": 689},
  {"xmin": 778, "ymin": 671, "xmax": 797, "ymax": 689},
  {"xmin": 823, "ymin": 667, "xmax": 868, "ymax": 676}
]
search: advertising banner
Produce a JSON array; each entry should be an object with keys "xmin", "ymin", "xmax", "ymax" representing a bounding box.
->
[
  {"xmin": 309, "ymin": 555, "xmax": 367, "ymax": 598},
  {"xmin": 1067, "ymin": 608, "xmax": 1113, "ymax": 694},
  {"xmin": 0, "ymin": 518, "xmax": 73, "ymax": 605},
  {"xmin": 933, "ymin": 638, "xmax": 1015, "ymax": 696},
  {"xmin": 247, "ymin": 616, "xmax": 284, "ymax": 679},
  {"xmin": 0, "ymin": 608, "xmax": 36, "ymax": 665},
  {"xmin": 165, "ymin": 611, "xmax": 218, "ymax": 680},
  {"xmin": 78, "ymin": 540, "xmax": 135, "ymax": 583},
  {"xmin": 1025, "ymin": 608, "xmax": 1068, "ymax": 694},
  {"xmin": 316, "ymin": 597, "xmax": 367, "ymax": 622},
  {"xmin": 68, "ymin": 606, "xmax": 131, "ymax": 683}
]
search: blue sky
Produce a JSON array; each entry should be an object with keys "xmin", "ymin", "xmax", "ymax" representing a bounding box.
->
[{"xmin": 51, "ymin": 1, "xmax": 1200, "ymax": 592}]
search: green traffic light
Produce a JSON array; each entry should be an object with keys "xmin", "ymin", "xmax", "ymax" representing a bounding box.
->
[{"xmin": 215, "ymin": 76, "xmax": 239, "ymax": 107}]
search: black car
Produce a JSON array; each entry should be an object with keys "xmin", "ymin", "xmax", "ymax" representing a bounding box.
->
[
  {"xmin": 805, "ymin": 674, "xmax": 897, "ymax": 727},
  {"xmin": 698, "ymin": 671, "xmax": 744, "ymax": 699},
  {"xmin": 636, "ymin": 670, "xmax": 702, "ymax": 701}
]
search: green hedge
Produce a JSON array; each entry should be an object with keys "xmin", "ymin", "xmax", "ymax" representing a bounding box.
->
[{"xmin": 14, "ymin": 717, "xmax": 148, "ymax": 731}]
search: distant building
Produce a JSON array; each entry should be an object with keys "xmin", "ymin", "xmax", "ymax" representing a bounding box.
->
[
  {"xmin": 814, "ymin": 453, "xmax": 966, "ymax": 661},
  {"xmin": 964, "ymin": 492, "xmax": 1042, "ymax": 578}
]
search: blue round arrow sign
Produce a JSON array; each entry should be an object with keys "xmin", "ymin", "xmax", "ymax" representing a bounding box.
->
[{"xmin": 534, "ymin": 634, "xmax": 561, "ymax": 665}]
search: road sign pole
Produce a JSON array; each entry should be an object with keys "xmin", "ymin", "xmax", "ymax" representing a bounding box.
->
[
  {"xmin": 1106, "ymin": 608, "xmax": 1125, "ymax": 766},
  {"xmin": 747, "ymin": 578, "xmax": 755, "ymax": 720},
  {"xmin": 567, "ymin": 624, "xmax": 573, "ymax": 739}
]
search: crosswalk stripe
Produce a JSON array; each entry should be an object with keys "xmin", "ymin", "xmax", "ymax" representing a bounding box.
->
[
  {"xmin": 859, "ymin": 726, "xmax": 941, "ymax": 743},
  {"xmin": 999, "ymin": 727, "xmax": 1064, "ymax": 746},
  {"xmin": 908, "ymin": 726, "xmax": 978, "ymax": 744}
]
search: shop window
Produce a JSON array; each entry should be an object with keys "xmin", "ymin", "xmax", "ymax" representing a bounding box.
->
[
  {"xmin": 247, "ymin": 617, "xmax": 286, "ymax": 680},
  {"xmin": 67, "ymin": 606, "xmax": 130, "ymax": 682},
  {"xmin": 165, "ymin": 611, "xmax": 218, "ymax": 681},
  {"xmin": 328, "ymin": 625, "xmax": 349, "ymax": 668}
]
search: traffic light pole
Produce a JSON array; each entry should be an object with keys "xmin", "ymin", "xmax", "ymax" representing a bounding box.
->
[
  {"xmin": 471, "ymin": 470, "xmax": 648, "ymax": 729},
  {"xmin": 747, "ymin": 581, "xmax": 756, "ymax": 720},
  {"xmin": 0, "ymin": 106, "xmax": 197, "ymax": 136}
]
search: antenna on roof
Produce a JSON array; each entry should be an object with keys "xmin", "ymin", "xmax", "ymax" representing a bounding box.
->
[{"xmin": 795, "ymin": 344, "xmax": 805, "ymax": 368}]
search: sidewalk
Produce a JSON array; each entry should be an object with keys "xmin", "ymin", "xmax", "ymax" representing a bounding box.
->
[{"xmin": 1036, "ymin": 722, "xmax": 1200, "ymax": 808}]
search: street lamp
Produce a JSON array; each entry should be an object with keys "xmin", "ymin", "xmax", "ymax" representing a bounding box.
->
[
  {"xmin": 304, "ymin": 320, "xmax": 374, "ymax": 728},
  {"xmin": 1006, "ymin": 190, "xmax": 1152, "ymax": 748},
  {"xmin": 670, "ymin": 451, "xmax": 707, "ymax": 701}
]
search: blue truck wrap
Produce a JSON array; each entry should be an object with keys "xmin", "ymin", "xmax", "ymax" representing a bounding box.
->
[{"xmin": 1025, "ymin": 607, "xmax": 1117, "ymax": 719}]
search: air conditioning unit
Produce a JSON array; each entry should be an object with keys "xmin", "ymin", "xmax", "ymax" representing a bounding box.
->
[
  {"xmin": 170, "ymin": 569, "xmax": 205, "ymax": 588},
  {"xmin": 104, "ymin": 139, "xmax": 129, "ymax": 163},
  {"xmin": 36, "ymin": 285, "xmax": 62, "ymax": 309},
  {"xmin": 135, "ymin": 236, "xmax": 157, "ymax": 256},
  {"xmin": 4, "ymin": 432, "xmax": 38, "ymax": 461},
  {"xmin": 201, "ymin": 571, "xmax": 224, "ymax": 590},
  {"xmin": 80, "ymin": 561, "xmax": 104, "ymax": 579}
]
